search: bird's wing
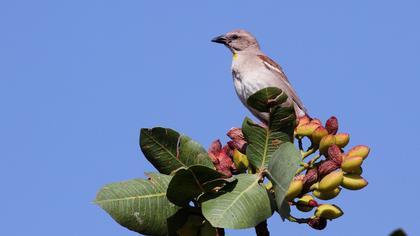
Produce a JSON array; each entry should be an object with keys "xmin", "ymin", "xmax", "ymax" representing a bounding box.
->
[{"xmin": 257, "ymin": 54, "xmax": 307, "ymax": 112}]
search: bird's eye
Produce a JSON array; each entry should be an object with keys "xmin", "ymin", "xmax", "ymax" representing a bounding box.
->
[{"xmin": 231, "ymin": 35, "xmax": 239, "ymax": 40}]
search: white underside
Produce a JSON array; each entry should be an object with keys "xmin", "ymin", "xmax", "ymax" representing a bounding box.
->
[{"xmin": 231, "ymin": 57, "xmax": 306, "ymax": 121}]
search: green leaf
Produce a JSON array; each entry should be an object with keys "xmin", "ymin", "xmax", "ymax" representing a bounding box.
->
[
  {"xmin": 267, "ymin": 142, "xmax": 301, "ymax": 217},
  {"xmin": 201, "ymin": 174, "xmax": 273, "ymax": 229},
  {"xmin": 167, "ymin": 208, "xmax": 191, "ymax": 236},
  {"xmin": 167, "ymin": 165, "xmax": 230, "ymax": 206},
  {"xmin": 178, "ymin": 135, "xmax": 214, "ymax": 168},
  {"xmin": 200, "ymin": 220, "xmax": 218, "ymax": 236},
  {"xmin": 140, "ymin": 128, "xmax": 214, "ymax": 174},
  {"xmin": 167, "ymin": 208, "xmax": 217, "ymax": 236},
  {"xmin": 242, "ymin": 88, "xmax": 296, "ymax": 171},
  {"xmin": 95, "ymin": 173, "xmax": 179, "ymax": 236},
  {"xmin": 269, "ymin": 105, "xmax": 296, "ymax": 134},
  {"xmin": 277, "ymin": 199, "xmax": 291, "ymax": 221},
  {"xmin": 246, "ymin": 87, "xmax": 288, "ymax": 112},
  {"xmin": 242, "ymin": 118, "xmax": 290, "ymax": 170}
]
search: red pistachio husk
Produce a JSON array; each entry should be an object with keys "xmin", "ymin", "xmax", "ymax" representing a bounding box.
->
[
  {"xmin": 303, "ymin": 168, "xmax": 319, "ymax": 190},
  {"xmin": 308, "ymin": 199, "xmax": 319, "ymax": 207},
  {"xmin": 208, "ymin": 140, "xmax": 234, "ymax": 177},
  {"xmin": 227, "ymin": 128, "xmax": 247, "ymax": 153},
  {"xmin": 227, "ymin": 140, "xmax": 247, "ymax": 154},
  {"xmin": 294, "ymin": 174, "xmax": 305, "ymax": 181},
  {"xmin": 317, "ymin": 160, "xmax": 340, "ymax": 177},
  {"xmin": 208, "ymin": 139, "xmax": 222, "ymax": 162},
  {"xmin": 325, "ymin": 116, "xmax": 338, "ymax": 135},
  {"xmin": 222, "ymin": 144, "xmax": 234, "ymax": 158},
  {"xmin": 222, "ymin": 145, "xmax": 237, "ymax": 172},
  {"xmin": 227, "ymin": 127, "xmax": 244, "ymax": 140},
  {"xmin": 327, "ymin": 144, "xmax": 343, "ymax": 165},
  {"xmin": 308, "ymin": 217, "xmax": 327, "ymax": 230}
]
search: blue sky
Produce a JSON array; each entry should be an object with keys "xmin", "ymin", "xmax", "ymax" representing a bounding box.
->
[{"xmin": 1, "ymin": 0, "xmax": 419, "ymax": 235}]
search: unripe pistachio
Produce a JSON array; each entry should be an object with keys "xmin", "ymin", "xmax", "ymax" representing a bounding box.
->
[
  {"xmin": 319, "ymin": 134, "xmax": 336, "ymax": 154},
  {"xmin": 325, "ymin": 116, "xmax": 339, "ymax": 135},
  {"xmin": 298, "ymin": 116, "xmax": 311, "ymax": 126},
  {"xmin": 341, "ymin": 174, "xmax": 368, "ymax": 190},
  {"xmin": 295, "ymin": 123, "xmax": 320, "ymax": 137},
  {"xmin": 341, "ymin": 156, "xmax": 364, "ymax": 173},
  {"xmin": 313, "ymin": 187, "xmax": 341, "ymax": 200},
  {"xmin": 347, "ymin": 145, "xmax": 370, "ymax": 159},
  {"xmin": 307, "ymin": 217, "xmax": 327, "ymax": 230},
  {"xmin": 335, "ymin": 133, "xmax": 350, "ymax": 148},
  {"xmin": 285, "ymin": 180, "xmax": 304, "ymax": 201},
  {"xmin": 296, "ymin": 195, "xmax": 318, "ymax": 212},
  {"xmin": 232, "ymin": 149, "xmax": 249, "ymax": 173},
  {"xmin": 309, "ymin": 182, "xmax": 319, "ymax": 191},
  {"xmin": 310, "ymin": 118, "xmax": 322, "ymax": 126},
  {"xmin": 318, "ymin": 171, "xmax": 344, "ymax": 192},
  {"xmin": 297, "ymin": 204, "xmax": 313, "ymax": 213},
  {"xmin": 300, "ymin": 194, "xmax": 317, "ymax": 205},
  {"xmin": 347, "ymin": 166, "xmax": 363, "ymax": 175},
  {"xmin": 311, "ymin": 126, "xmax": 329, "ymax": 146},
  {"xmin": 315, "ymin": 204, "xmax": 344, "ymax": 219}
]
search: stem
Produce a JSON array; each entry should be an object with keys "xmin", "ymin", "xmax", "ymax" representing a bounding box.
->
[
  {"xmin": 308, "ymin": 153, "xmax": 321, "ymax": 166},
  {"xmin": 287, "ymin": 215, "xmax": 310, "ymax": 224},
  {"xmin": 257, "ymin": 169, "xmax": 266, "ymax": 181},
  {"xmin": 296, "ymin": 166, "xmax": 306, "ymax": 175},
  {"xmin": 255, "ymin": 220, "xmax": 270, "ymax": 236},
  {"xmin": 296, "ymin": 162, "xmax": 309, "ymax": 175},
  {"xmin": 298, "ymin": 138, "xmax": 304, "ymax": 151},
  {"xmin": 216, "ymin": 228, "xmax": 225, "ymax": 236},
  {"xmin": 301, "ymin": 147, "xmax": 316, "ymax": 159}
]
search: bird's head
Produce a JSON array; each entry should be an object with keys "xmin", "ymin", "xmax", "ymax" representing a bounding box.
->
[{"xmin": 211, "ymin": 29, "xmax": 260, "ymax": 53}]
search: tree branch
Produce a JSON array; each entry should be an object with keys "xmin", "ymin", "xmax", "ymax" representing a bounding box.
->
[
  {"xmin": 255, "ymin": 220, "xmax": 269, "ymax": 236},
  {"xmin": 216, "ymin": 228, "xmax": 225, "ymax": 236}
]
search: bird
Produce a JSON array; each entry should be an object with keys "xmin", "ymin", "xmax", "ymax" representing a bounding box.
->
[{"xmin": 211, "ymin": 29, "xmax": 307, "ymax": 123}]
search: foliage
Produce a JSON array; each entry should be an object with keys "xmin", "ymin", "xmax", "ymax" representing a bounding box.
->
[{"xmin": 95, "ymin": 87, "xmax": 371, "ymax": 235}]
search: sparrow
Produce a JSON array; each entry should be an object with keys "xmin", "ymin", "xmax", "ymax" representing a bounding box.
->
[{"xmin": 211, "ymin": 29, "xmax": 307, "ymax": 123}]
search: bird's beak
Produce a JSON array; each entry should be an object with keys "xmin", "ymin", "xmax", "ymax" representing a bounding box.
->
[{"xmin": 211, "ymin": 35, "xmax": 228, "ymax": 45}]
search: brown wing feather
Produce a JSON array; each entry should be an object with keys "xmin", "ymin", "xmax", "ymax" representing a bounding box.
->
[
  {"xmin": 257, "ymin": 55, "xmax": 290, "ymax": 83},
  {"xmin": 257, "ymin": 54, "xmax": 307, "ymax": 112}
]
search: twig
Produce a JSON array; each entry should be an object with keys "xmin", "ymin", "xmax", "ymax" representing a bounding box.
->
[
  {"xmin": 255, "ymin": 220, "xmax": 270, "ymax": 236},
  {"xmin": 287, "ymin": 215, "xmax": 310, "ymax": 224},
  {"xmin": 308, "ymin": 153, "xmax": 321, "ymax": 166},
  {"xmin": 216, "ymin": 228, "xmax": 225, "ymax": 236},
  {"xmin": 301, "ymin": 147, "xmax": 316, "ymax": 159},
  {"xmin": 298, "ymin": 138, "xmax": 304, "ymax": 151},
  {"xmin": 295, "ymin": 162, "xmax": 309, "ymax": 175}
]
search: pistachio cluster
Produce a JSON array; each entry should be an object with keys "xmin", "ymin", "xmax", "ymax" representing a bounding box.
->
[
  {"xmin": 224, "ymin": 115, "xmax": 370, "ymax": 230},
  {"xmin": 285, "ymin": 115, "xmax": 370, "ymax": 229},
  {"xmin": 96, "ymin": 87, "xmax": 370, "ymax": 235}
]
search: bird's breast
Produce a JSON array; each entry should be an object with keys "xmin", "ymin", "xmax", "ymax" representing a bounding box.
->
[{"xmin": 232, "ymin": 63, "xmax": 280, "ymax": 97}]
